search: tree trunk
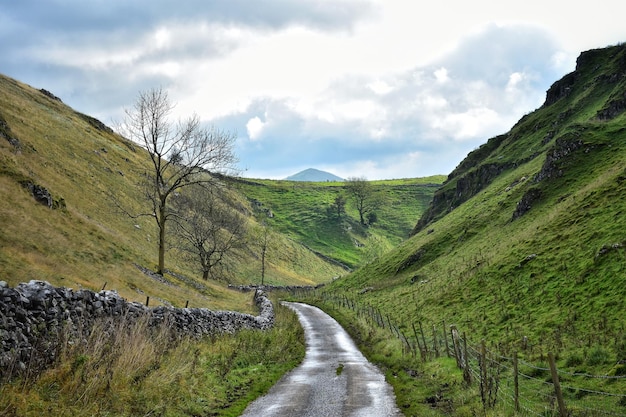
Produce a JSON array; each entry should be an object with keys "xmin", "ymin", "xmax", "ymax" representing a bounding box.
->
[
  {"xmin": 157, "ymin": 205, "xmax": 166, "ymax": 275},
  {"xmin": 261, "ymin": 246, "xmax": 266, "ymax": 285}
]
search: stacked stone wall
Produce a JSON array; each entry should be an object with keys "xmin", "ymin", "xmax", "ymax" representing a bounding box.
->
[{"xmin": 0, "ymin": 280, "xmax": 274, "ymax": 381}]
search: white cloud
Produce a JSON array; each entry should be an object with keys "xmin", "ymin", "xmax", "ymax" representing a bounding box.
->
[
  {"xmin": 367, "ymin": 80, "xmax": 393, "ymax": 95},
  {"xmin": 507, "ymin": 72, "xmax": 524, "ymax": 89},
  {"xmin": 246, "ymin": 116, "xmax": 266, "ymax": 141},
  {"xmin": 211, "ymin": 23, "xmax": 577, "ymax": 179},
  {"xmin": 434, "ymin": 67, "xmax": 449, "ymax": 83},
  {"xmin": 438, "ymin": 108, "xmax": 500, "ymax": 141},
  {"xmin": 3, "ymin": 1, "xmax": 625, "ymax": 180}
]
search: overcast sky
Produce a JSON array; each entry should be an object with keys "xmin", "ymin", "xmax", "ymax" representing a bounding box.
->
[{"xmin": 2, "ymin": 1, "xmax": 624, "ymax": 179}]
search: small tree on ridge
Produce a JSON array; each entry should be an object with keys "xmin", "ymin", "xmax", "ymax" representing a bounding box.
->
[{"xmin": 345, "ymin": 176, "xmax": 376, "ymax": 225}]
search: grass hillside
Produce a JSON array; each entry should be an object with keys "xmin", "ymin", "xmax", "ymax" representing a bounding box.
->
[
  {"xmin": 0, "ymin": 73, "xmax": 348, "ymax": 307},
  {"xmin": 233, "ymin": 176, "xmax": 444, "ymax": 269},
  {"xmin": 0, "ymin": 72, "xmax": 437, "ymax": 302},
  {"xmin": 329, "ymin": 43, "xmax": 626, "ymax": 372}
]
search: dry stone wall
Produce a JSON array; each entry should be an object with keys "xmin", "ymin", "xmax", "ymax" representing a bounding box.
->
[{"xmin": 0, "ymin": 280, "xmax": 274, "ymax": 381}]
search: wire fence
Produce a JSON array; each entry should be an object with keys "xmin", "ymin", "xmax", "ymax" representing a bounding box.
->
[{"xmin": 301, "ymin": 290, "xmax": 626, "ymax": 417}]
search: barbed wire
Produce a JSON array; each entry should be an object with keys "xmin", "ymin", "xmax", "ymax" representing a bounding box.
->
[
  {"xmin": 559, "ymin": 383, "xmax": 626, "ymax": 398},
  {"xmin": 574, "ymin": 405, "xmax": 626, "ymax": 416},
  {"xmin": 558, "ymin": 369, "xmax": 626, "ymax": 379}
]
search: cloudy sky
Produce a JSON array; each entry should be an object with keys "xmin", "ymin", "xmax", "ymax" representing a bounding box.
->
[{"xmin": 2, "ymin": 1, "xmax": 624, "ymax": 179}]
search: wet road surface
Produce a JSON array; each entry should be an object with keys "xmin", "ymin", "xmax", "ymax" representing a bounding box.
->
[{"xmin": 240, "ymin": 302, "xmax": 402, "ymax": 417}]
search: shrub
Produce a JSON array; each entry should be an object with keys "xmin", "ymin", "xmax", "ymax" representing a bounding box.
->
[
  {"xmin": 586, "ymin": 346, "xmax": 611, "ymax": 366},
  {"xmin": 565, "ymin": 352, "xmax": 584, "ymax": 367}
]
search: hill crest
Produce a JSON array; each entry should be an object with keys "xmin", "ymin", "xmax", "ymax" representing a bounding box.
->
[{"xmin": 285, "ymin": 168, "xmax": 344, "ymax": 182}]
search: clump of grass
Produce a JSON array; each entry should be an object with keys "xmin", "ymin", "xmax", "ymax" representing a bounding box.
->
[
  {"xmin": 336, "ymin": 363, "xmax": 344, "ymax": 375},
  {"xmin": 586, "ymin": 346, "xmax": 612, "ymax": 366}
]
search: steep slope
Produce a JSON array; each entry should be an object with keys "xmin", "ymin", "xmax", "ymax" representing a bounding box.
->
[
  {"xmin": 0, "ymin": 74, "xmax": 344, "ymax": 307},
  {"xmin": 413, "ymin": 43, "xmax": 626, "ymax": 234},
  {"xmin": 331, "ymin": 44, "xmax": 626, "ymax": 352}
]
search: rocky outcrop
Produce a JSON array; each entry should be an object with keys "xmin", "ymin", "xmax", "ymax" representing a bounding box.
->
[
  {"xmin": 596, "ymin": 92, "xmax": 626, "ymax": 120},
  {"xmin": 76, "ymin": 112, "xmax": 114, "ymax": 134},
  {"xmin": 534, "ymin": 135, "xmax": 585, "ymax": 183},
  {"xmin": 19, "ymin": 180, "xmax": 66, "ymax": 209},
  {"xmin": 0, "ymin": 280, "xmax": 274, "ymax": 381},
  {"xmin": 543, "ymin": 71, "xmax": 578, "ymax": 107},
  {"xmin": 0, "ymin": 112, "xmax": 21, "ymax": 150},
  {"xmin": 39, "ymin": 89, "xmax": 62, "ymax": 102},
  {"xmin": 511, "ymin": 188, "xmax": 542, "ymax": 220},
  {"xmin": 412, "ymin": 162, "xmax": 512, "ymax": 234}
]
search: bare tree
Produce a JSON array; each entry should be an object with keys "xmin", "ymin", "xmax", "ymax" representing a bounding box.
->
[
  {"xmin": 122, "ymin": 87, "xmax": 237, "ymax": 275},
  {"xmin": 344, "ymin": 176, "xmax": 376, "ymax": 225},
  {"xmin": 172, "ymin": 186, "xmax": 247, "ymax": 280}
]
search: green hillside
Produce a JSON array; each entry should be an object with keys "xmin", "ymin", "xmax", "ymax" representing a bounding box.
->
[
  {"xmin": 322, "ymin": 44, "xmax": 626, "ymax": 414},
  {"xmin": 0, "ymin": 72, "xmax": 438, "ymax": 298},
  {"xmin": 233, "ymin": 176, "xmax": 444, "ymax": 268},
  {"xmin": 0, "ymin": 74, "xmax": 349, "ymax": 304},
  {"xmin": 333, "ymin": 43, "xmax": 626, "ymax": 339}
]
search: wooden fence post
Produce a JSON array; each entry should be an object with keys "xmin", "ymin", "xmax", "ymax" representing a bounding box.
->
[
  {"xmin": 480, "ymin": 340, "xmax": 487, "ymax": 407},
  {"xmin": 412, "ymin": 322, "xmax": 426, "ymax": 362},
  {"xmin": 450, "ymin": 325, "xmax": 461, "ymax": 368},
  {"xmin": 387, "ymin": 315, "xmax": 394, "ymax": 335},
  {"xmin": 432, "ymin": 324, "xmax": 439, "ymax": 357},
  {"xmin": 443, "ymin": 320, "xmax": 450, "ymax": 358},
  {"xmin": 462, "ymin": 332, "xmax": 471, "ymax": 384},
  {"xmin": 513, "ymin": 351, "xmax": 519, "ymax": 412},
  {"xmin": 400, "ymin": 330, "xmax": 411, "ymax": 356},
  {"xmin": 419, "ymin": 322, "xmax": 429, "ymax": 359},
  {"xmin": 548, "ymin": 352, "xmax": 567, "ymax": 417},
  {"xmin": 145, "ymin": 296, "xmax": 150, "ymax": 307}
]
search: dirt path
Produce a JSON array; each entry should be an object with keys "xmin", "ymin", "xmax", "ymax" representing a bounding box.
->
[{"xmin": 240, "ymin": 302, "xmax": 401, "ymax": 417}]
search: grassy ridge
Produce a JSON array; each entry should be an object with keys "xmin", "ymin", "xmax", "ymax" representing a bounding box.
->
[{"xmin": 234, "ymin": 176, "xmax": 444, "ymax": 268}]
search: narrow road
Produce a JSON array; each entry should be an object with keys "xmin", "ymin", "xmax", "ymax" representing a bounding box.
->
[{"xmin": 240, "ymin": 302, "xmax": 402, "ymax": 417}]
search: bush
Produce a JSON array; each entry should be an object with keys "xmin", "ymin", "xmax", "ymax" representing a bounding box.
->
[
  {"xmin": 565, "ymin": 352, "xmax": 584, "ymax": 367},
  {"xmin": 586, "ymin": 346, "xmax": 611, "ymax": 366}
]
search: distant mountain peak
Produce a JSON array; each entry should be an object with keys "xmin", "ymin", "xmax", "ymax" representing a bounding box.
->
[{"xmin": 285, "ymin": 168, "xmax": 344, "ymax": 182}]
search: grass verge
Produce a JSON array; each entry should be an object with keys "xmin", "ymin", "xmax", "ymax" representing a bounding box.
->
[
  {"xmin": 0, "ymin": 296, "xmax": 304, "ymax": 417},
  {"xmin": 305, "ymin": 294, "xmax": 626, "ymax": 416}
]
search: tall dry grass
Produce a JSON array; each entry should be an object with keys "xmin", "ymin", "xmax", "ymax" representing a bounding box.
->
[{"xmin": 0, "ymin": 299, "xmax": 305, "ymax": 417}]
